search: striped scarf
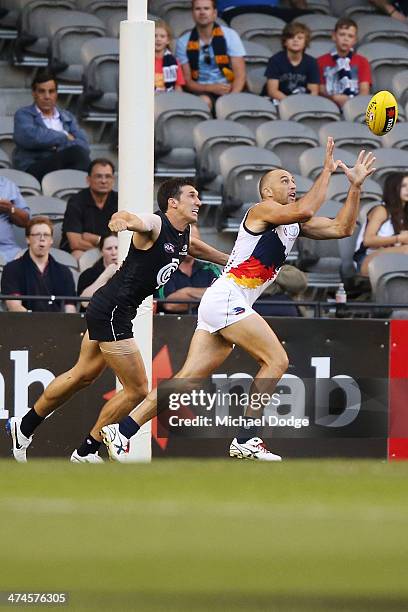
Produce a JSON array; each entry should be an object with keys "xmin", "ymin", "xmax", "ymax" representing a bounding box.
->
[
  {"xmin": 330, "ymin": 50, "xmax": 357, "ymax": 96},
  {"xmin": 187, "ymin": 23, "xmax": 234, "ymax": 82},
  {"xmin": 162, "ymin": 49, "xmax": 179, "ymax": 91}
]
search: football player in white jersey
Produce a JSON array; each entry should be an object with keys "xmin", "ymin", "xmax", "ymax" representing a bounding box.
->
[{"xmin": 102, "ymin": 139, "xmax": 376, "ymax": 462}]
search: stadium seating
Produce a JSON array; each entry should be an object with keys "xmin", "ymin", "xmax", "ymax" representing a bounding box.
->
[
  {"xmin": 0, "ymin": 0, "xmax": 20, "ymax": 49},
  {"xmin": 78, "ymin": 247, "xmax": 101, "ymax": 273},
  {"xmin": 215, "ymin": 93, "xmax": 277, "ymax": 135},
  {"xmin": 329, "ymin": 0, "xmax": 375, "ymax": 19},
  {"xmin": 0, "ymin": 147, "xmax": 11, "ymax": 168},
  {"xmin": 246, "ymin": 67, "xmax": 267, "ymax": 96},
  {"xmin": 155, "ymin": 92, "xmax": 211, "ymax": 176},
  {"xmin": 368, "ymin": 253, "xmax": 408, "ymax": 304},
  {"xmin": 392, "ymin": 70, "xmax": 408, "ymax": 110},
  {"xmin": 0, "ymin": 168, "xmax": 41, "ymax": 196},
  {"xmin": 342, "ymin": 96, "xmax": 405, "ymax": 124},
  {"xmin": 0, "ymin": 60, "xmax": 31, "ymax": 87},
  {"xmin": 229, "ymin": 13, "xmax": 286, "ymax": 54},
  {"xmin": 306, "ymin": 0, "xmax": 331, "ymax": 14},
  {"xmin": 278, "ymin": 94, "xmax": 340, "ymax": 133},
  {"xmin": 243, "ymin": 41, "xmax": 269, "ymax": 94},
  {"xmin": 319, "ymin": 122, "xmax": 382, "ymax": 157},
  {"xmin": 356, "ymin": 15, "xmax": 408, "ymax": 46},
  {"xmin": 50, "ymin": 247, "xmax": 78, "ymax": 270},
  {"xmin": 151, "ymin": 0, "xmax": 190, "ymax": 19},
  {"xmin": 327, "ymin": 174, "xmax": 382, "ymax": 205},
  {"xmin": 382, "ymin": 123, "xmax": 408, "ymax": 151},
  {"xmin": 13, "ymin": 0, "xmax": 75, "ymax": 67},
  {"xmin": 76, "ymin": 0, "xmax": 127, "ymax": 25},
  {"xmin": 24, "ymin": 195, "xmax": 67, "ymax": 221},
  {"xmin": 41, "ymin": 169, "xmax": 88, "ymax": 200},
  {"xmin": 307, "ymin": 40, "xmax": 334, "ymax": 59},
  {"xmin": 296, "ymin": 15, "xmax": 337, "ymax": 41},
  {"xmin": 256, "ymin": 120, "xmax": 319, "ymax": 176},
  {"xmin": 46, "ymin": 11, "xmax": 106, "ymax": 94},
  {"xmin": 0, "ymin": 89, "xmax": 33, "ymax": 116},
  {"xmin": 357, "ymin": 42, "xmax": 408, "ymax": 93},
  {"xmin": 368, "ymin": 149, "xmax": 408, "ymax": 188},
  {"xmin": 299, "ymin": 147, "xmax": 356, "ymax": 180},
  {"xmin": 0, "ymin": 116, "xmax": 15, "ymax": 159},
  {"xmin": 105, "ymin": 9, "xmax": 127, "ymax": 38},
  {"xmin": 79, "ymin": 37, "xmax": 119, "ymax": 123}
]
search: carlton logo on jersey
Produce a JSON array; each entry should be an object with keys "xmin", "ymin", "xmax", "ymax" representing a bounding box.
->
[{"xmin": 156, "ymin": 260, "xmax": 179, "ymax": 288}]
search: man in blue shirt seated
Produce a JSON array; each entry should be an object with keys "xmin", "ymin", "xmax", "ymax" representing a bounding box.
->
[
  {"xmin": 1, "ymin": 216, "xmax": 77, "ymax": 313},
  {"xmin": 176, "ymin": 0, "xmax": 246, "ymax": 111},
  {"xmin": 156, "ymin": 253, "xmax": 221, "ymax": 313},
  {"xmin": 0, "ymin": 176, "xmax": 30, "ymax": 263},
  {"xmin": 13, "ymin": 69, "xmax": 90, "ymax": 182}
]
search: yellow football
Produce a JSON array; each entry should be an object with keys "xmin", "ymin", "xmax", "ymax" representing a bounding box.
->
[{"xmin": 366, "ymin": 90, "xmax": 398, "ymax": 136}]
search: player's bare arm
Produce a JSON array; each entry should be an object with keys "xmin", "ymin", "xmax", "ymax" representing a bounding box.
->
[
  {"xmin": 109, "ymin": 211, "xmax": 162, "ymax": 249},
  {"xmin": 189, "ymin": 236, "xmax": 229, "ymax": 266},
  {"xmin": 301, "ymin": 150, "xmax": 376, "ymax": 239}
]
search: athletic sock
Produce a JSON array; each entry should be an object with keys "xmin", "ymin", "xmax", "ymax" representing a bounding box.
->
[
  {"xmin": 20, "ymin": 408, "xmax": 45, "ymax": 438},
  {"xmin": 76, "ymin": 435, "xmax": 101, "ymax": 457},
  {"xmin": 119, "ymin": 416, "xmax": 140, "ymax": 439},
  {"xmin": 237, "ymin": 416, "xmax": 259, "ymax": 444}
]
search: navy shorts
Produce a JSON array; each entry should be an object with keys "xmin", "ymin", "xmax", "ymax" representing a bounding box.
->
[{"xmin": 86, "ymin": 306, "xmax": 134, "ymax": 342}]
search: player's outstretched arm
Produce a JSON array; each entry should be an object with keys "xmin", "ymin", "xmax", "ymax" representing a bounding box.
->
[
  {"xmin": 108, "ymin": 211, "xmax": 161, "ymax": 234},
  {"xmin": 301, "ymin": 150, "xmax": 376, "ymax": 239},
  {"xmin": 189, "ymin": 236, "xmax": 229, "ymax": 266}
]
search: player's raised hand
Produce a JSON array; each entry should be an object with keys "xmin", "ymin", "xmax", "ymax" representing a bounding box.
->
[
  {"xmin": 323, "ymin": 136, "xmax": 341, "ymax": 173},
  {"xmin": 338, "ymin": 150, "xmax": 376, "ymax": 187}
]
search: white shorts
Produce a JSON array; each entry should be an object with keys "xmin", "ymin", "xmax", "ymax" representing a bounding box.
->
[{"xmin": 197, "ymin": 278, "xmax": 255, "ymax": 334}]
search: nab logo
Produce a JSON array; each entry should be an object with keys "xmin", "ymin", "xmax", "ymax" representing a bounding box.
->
[
  {"xmin": 164, "ymin": 243, "xmax": 175, "ymax": 254},
  {"xmin": 383, "ymin": 106, "xmax": 396, "ymax": 133}
]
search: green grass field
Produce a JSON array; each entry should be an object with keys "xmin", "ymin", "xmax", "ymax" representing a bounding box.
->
[{"xmin": 1, "ymin": 459, "xmax": 408, "ymax": 612}]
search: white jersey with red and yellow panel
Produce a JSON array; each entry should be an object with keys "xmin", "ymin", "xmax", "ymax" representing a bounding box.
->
[{"xmin": 221, "ymin": 212, "xmax": 300, "ymax": 306}]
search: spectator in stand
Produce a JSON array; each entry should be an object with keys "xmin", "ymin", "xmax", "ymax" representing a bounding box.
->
[
  {"xmin": 265, "ymin": 22, "xmax": 319, "ymax": 103},
  {"xmin": 1, "ymin": 216, "xmax": 76, "ymax": 313},
  {"xmin": 155, "ymin": 19, "xmax": 186, "ymax": 92},
  {"xmin": 0, "ymin": 175, "xmax": 30, "ymax": 263},
  {"xmin": 60, "ymin": 158, "xmax": 118, "ymax": 261},
  {"xmin": 77, "ymin": 233, "xmax": 118, "ymax": 311},
  {"xmin": 354, "ymin": 173, "xmax": 408, "ymax": 276},
  {"xmin": 176, "ymin": 0, "xmax": 246, "ymax": 112},
  {"xmin": 317, "ymin": 18, "xmax": 371, "ymax": 109},
  {"xmin": 217, "ymin": 1, "xmax": 308, "ymax": 11},
  {"xmin": 13, "ymin": 70, "xmax": 90, "ymax": 182},
  {"xmin": 156, "ymin": 253, "xmax": 221, "ymax": 313},
  {"xmin": 369, "ymin": 0, "xmax": 408, "ymax": 20}
]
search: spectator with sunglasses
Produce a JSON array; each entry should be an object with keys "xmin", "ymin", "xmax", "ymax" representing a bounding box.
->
[{"xmin": 175, "ymin": 0, "xmax": 246, "ymax": 111}]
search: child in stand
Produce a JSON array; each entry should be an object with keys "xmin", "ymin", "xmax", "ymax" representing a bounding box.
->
[{"xmin": 155, "ymin": 19, "xmax": 186, "ymax": 93}]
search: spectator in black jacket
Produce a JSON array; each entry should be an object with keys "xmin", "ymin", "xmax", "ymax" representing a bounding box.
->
[{"xmin": 77, "ymin": 233, "xmax": 118, "ymax": 310}]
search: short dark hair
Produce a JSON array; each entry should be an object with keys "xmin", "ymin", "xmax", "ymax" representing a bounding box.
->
[
  {"xmin": 334, "ymin": 17, "xmax": 358, "ymax": 32},
  {"xmin": 88, "ymin": 158, "xmax": 115, "ymax": 175},
  {"xmin": 99, "ymin": 231, "xmax": 118, "ymax": 251},
  {"xmin": 25, "ymin": 215, "xmax": 54, "ymax": 237},
  {"xmin": 31, "ymin": 69, "xmax": 58, "ymax": 91},
  {"xmin": 157, "ymin": 178, "xmax": 196, "ymax": 212},
  {"xmin": 192, "ymin": 0, "xmax": 216, "ymax": 9},
  {"xmin": 281, "ymin": 22, "xmax": 311, "ymax": 49}
]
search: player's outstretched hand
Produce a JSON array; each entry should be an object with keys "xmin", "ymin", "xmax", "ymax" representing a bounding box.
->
[
  {"xmin": 338, "ymin": 150, "xmax": 376, "ymax": 187},
  {"xmin": 108, "ymin": 215, "xmax": 129, "ymax": 232},
  {"xmin": 323, "ymin": 136, "xmax": 342, "ymax": 173}
]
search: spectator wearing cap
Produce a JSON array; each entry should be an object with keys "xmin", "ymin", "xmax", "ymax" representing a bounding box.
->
[
  {"xmin": 317, "ymin": 18, "xmax": 371, "ymax": 109},
  {"xmin": 13, "ymin": 70, "xmax": 90, "ymax": 182},
  {"xmin": 265, "ymin": 22, "xmax": 319, "ymax": 103},
  {"xmin": 176, "ymin": 0, "xmax": 246, "ymax": 112}
]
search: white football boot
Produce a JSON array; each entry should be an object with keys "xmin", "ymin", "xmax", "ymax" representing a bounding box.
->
[
  {"xmin": 70, "ymin": 450, "xmax": 104, "ymax": 463},
  {"xmin": 229, "ymin": 437, "xmax": 282, "ymax": 462},
  {"xmin": 100, "ymin": 424, "xmax": 129, "ymax": 462},
  {"xmin": 7, "ymin": 417, "xmax": 33, "ymax": 463}
]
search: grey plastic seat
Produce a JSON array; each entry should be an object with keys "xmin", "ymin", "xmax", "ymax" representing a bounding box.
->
[
  {"xmin": 278, "ymin": 94, "xmax": 340, "ymax": 133},
  {"xmin": 342, "ymin": 95, "xmax": 406, "ymax": 124},
  {"xmin": 356, "ymin": 15, "xmax": 408, "ymax": 46},
  {"xmin": 149, "ymin": 0, "xmax": 190, "ymax": 15},
  {"xmin": 46, "ymin": 11, "xmax": 106, "ymax": 94},
  {"xmin": 392, "ymin": 70, "xmax": 408, "ymax": 110},
  {"xmin": 307, "ymin": 40, "xmax": 334, "ymax": 59},
  {"xmin": 0, "ymin": 89, "xmax": 33, "ymax": 116},
  {"xmin": 368, "ymin": 253, "xmax": 408, "ymax": 304},
  {"xmin": 244, "ymin": 40, "xmax": 270, "ymax": 92},
  {"xmin": 299, "ymin": 147, "xmax": 356, "ymax": 180},
  {"xmin": 229, "ymin": 13, "xmax": 286, "ymax": 54},
  {"xmin": 24, "ymin": 195, "xmax": 67, "ymax": 220},
  {"xmin": 246, "ymin": 66, "xmax": 267, "ymax": 96},
  {"xmin": 358, "ymin": 43, "xmax": 408, "ymax": 93},
  {"xmin": 78, "ymin": 247, "xmax": 101, "ymax": 273},
  {"xmin": 297, "ymin": 15, "xmax": 337, "ymax": 41},
  {"xmin": 0, "ymin": 168, "xmax": 41, "ymax": 196},
  {"xmin": 41, "ymin": 169, "xmax": 88, "ymax": 200},
  {"xmin": 0, "ymin": 146, "xmax": 11, "ymax": 168},
  {"xmin": 50, "ymin": 247, "xmax": 78, "ymax": 270},
  {"xmin": 0, "ymin": 60, "xmax": 32, "ymax": 87},
  {"xmin": 13, "ymin": 0, "xmax": 75, "ymax": 67},
  {"xmin": 306, "ymin": 0, "xmax": 331, "ymax": 13},
  {"xmin": 155, "ymin": 92, "xmax": 211, "ymax": 176},
  {"xmin": 215, "ymin": 93, "xmax": 276, "ymax": 135},
  {"xmin": 368, "ymin": 149, "xmax": 408, "ymax": 188},
  {"xmin": 80, "ymin": 37, "xmax": 119, "ymax": 121},
  {"xmin": 256, "ymin": 120, "xmax": 319, "ymax": 175},
  {"xmin": 319, "ymin": 121, "xmax": 382, "ymax": 157},
  {"xmin": 76, "ymin": 0, "xmax": 126, "ymax": 24},
  {"xmin": 194, "ymin": 120, "xmax": 255, "ymax": 192},
  {"xmin": 382, "ymin": 123, "xmax": 408, "ymax": 151},
  {"xmin": 329, "ymin": 0, "xmax": 375, "ymax": 19},
  {"xmin": 219, "ymin": 146, "xmax": 281, "ymax": 211},
  {"xmin": 297, "ymin": 200, "xmax": 343, "ymax": 291},
  {"xmin": 105, "ymin": 9, "xmax": 127, "ymax": 37},
  {"xmin": 0, "ymin": 115, "xmax": 14, "ymax": 158},
  {"xmin": 358, "ymin": 201, "xmax": 383, "ymax": 226},
  {"xmin": 327, "ymin": 174, "xmax": 382, "ymax": 205}
]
